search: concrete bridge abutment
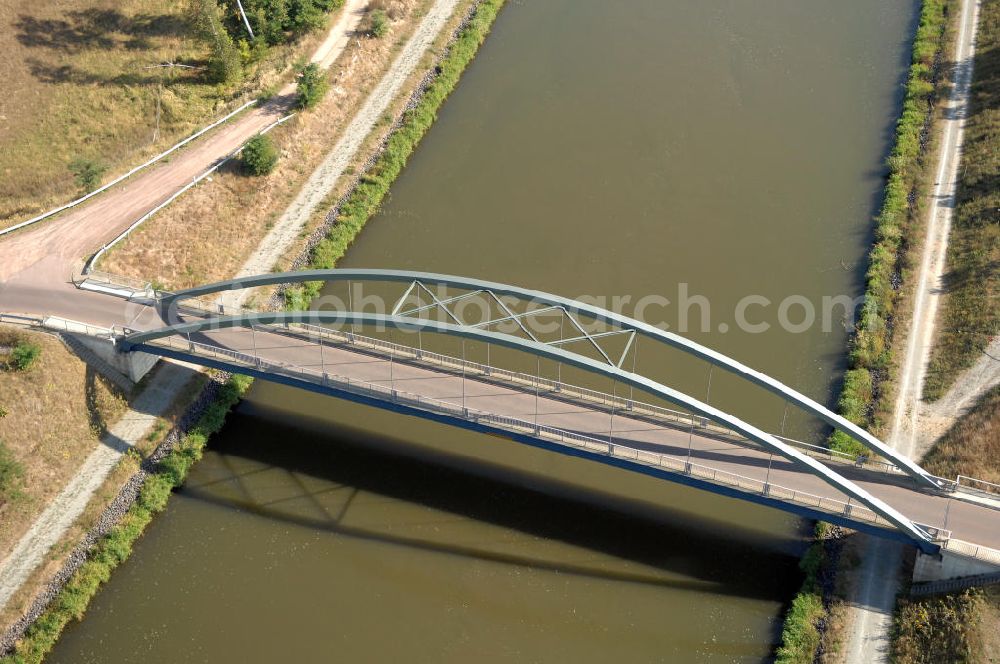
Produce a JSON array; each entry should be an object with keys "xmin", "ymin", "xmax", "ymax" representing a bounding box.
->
[
  {"xmin": 912, "ymin": 549, "xmax": 1000, "ymax": 583},
  {"xmin": 66, "ymin": 333, "xmax": 158, "ymax": 386}
]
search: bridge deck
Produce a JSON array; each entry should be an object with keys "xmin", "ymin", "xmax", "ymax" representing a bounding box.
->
[
  {"xmin": 119, "ymin": 305, "xmax": 1000, "ymax": 556},
  {"xmin": 2, "ymin": 282, "xmax": 997, "ymax": 559}
]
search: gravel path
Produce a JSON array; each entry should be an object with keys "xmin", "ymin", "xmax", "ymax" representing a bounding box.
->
[
  {"xmin": 221, "ymin": 0, "xmax": 463, "ymax": 310},
  {"xmin": 842, "ymin": 0, "xmax": 982, "ymax": 661},
  {"xmin": 918, "ymin": 337, "xmax": 1000, "ymax": 453}
]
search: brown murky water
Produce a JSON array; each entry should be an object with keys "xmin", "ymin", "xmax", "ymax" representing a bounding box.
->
[{"xmin": 49, "ymin": 1, "xmax": 916, "ymax": 661}]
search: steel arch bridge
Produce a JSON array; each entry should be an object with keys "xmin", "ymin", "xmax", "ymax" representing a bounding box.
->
[{"xmin": 123, "ymin": 269, "xmax": 950, "ymax": 552}]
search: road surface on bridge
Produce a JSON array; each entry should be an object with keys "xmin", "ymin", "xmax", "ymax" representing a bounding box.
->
[{"xmin": 6, "ymin": 287, "xmax": 998, "ymax": 553}]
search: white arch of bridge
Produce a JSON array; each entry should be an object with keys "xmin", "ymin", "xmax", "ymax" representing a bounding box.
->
[{"xmin": 156, "ymin": 269, "xmax": 941, "ymax": 490}]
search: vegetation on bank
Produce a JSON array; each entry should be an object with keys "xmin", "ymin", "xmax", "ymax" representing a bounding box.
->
[
  {"xmin": 893, "ymin": 587, "xmax": 999, "ymax": 664},
  {"xmin": 0, "ymin": 442, "xmax": 25, "ymax": 506},
  {"xmin": 1, "ymin": 374, "xmax": 252, "ymax": 664},
  {"xmin": 830, "ymin": 0, "xmax": 953, "ymax": 455},
  {"xmin": 5, "ymin": 341, "xmax": 42, "ymax": 373},
  {"xmin": 0, "ymin": 329, "xmax": 128, "ymax": 634},
  {"xmin": 285, "ymin": 0, "xmax": 508, "ymax": 309},
  {"xmin": 774, "ymin": 524, "xmax": 830, "ymax": 664},
  {"xmin": 369, "ymin": 9, "xmax": 389, "ymax": 38},
  {"xmin": 923, "ymin": 0, "xmax": 1000, "ymax": 400}
]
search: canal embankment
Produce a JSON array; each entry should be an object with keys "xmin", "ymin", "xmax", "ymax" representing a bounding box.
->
[
  {"xmin": 886, "ymin": 0, "xmax": 1000, "ymax": 642},
  {"xmin": 283, "ymin": 0, "xmax": 507, "ymax": 309},
  {"xmin": 773, "ymin": 0, "xmax": 964, "ymax": 661},
  {"xmin": 0, "ymin": 373, "xmax": 251, "ymax": 662},
  {"xmin": 0, "ymin": 0, "xmax": 508, "ymax": 659}
]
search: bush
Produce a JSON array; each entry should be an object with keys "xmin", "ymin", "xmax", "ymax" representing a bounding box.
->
[
  {"xmin": 370, "ymin": 9, "xmax": 388, "ymax": 38},
  {"xmin": 776, "ymin": 592, "xmax": 825, "ymax": 664},
  {"xmin": 10, "ymin": 340, "xmax": 41, "ymax": 371},
  {"xmin": 295, "ymin": 62, "xmax": 329, "ymax": 109},
  {"xmin": 68, "ymin": 158, "xmax": 106, "ymax": 193},
  {"xmin": 241, "ymin": 134, "xmax": 279, "ymax": 175},
  {"xmin": 893, "ymin": 590, "xmax": 983, "ymax": 663},
  {"xmin": 775, "ymin": 524, "xmax": 830, "ymax": 663},
  {"xmin": 0, "ymin": 440, "xmax": 25, "ymax": 503}
]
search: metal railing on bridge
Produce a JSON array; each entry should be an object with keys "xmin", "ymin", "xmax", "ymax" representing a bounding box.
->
[
  {"xmin": 140, "ymin": 331, "xmax": 1000, "ymax": 566},
  {"xmin": 183, "ymin": 310, "xmax": 907, "ymax": 476},
  {"xmin": 139, "ymin": 333, "xmax": 922, "ymax": 539}
]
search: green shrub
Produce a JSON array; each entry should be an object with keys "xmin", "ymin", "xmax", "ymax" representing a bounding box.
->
[
  {"xmin": 241, "ymin": 134, "xmax": 279, "ymax": 175},
  {"xmin": 776, "ymin": 592, "xmax": 825, "ymax": 664},
  {"xmin": 775, "ymin": 524, "xmax": 830, "ymax": 663},
  {"xmin": 370, "ymin": 9, "xmax": 388, "ymax": 38},
  {"xmin": 10, "ymin": 341, "xmax": 41, "ymax": 371},
  {"xmin": 0, "ymin": 440, "xmax": 25, "ymax": 503},
  {"xmin": 67, "ymin": 158, "xmax": 106, "ymax": 193},
  {"xmin": 295, "ymin": 62, "xmax": 329, "ymax": 109}
]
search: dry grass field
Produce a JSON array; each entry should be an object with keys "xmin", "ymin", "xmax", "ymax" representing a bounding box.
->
[
  {"xmin": 101, "ymin": 0, "xmax": 469, "ymax": 290},
  {"xmin": 921, "ymin": 384, "xmax": 1000, "ymax": 485},
  {"xmin": 0, "ymin": 0, "xmax": 333, "ymax": 227},
  {"xmin": 0, "ymin": 326, "xmax": 209, "ymax": 632},
  {"xmin": 0, "ymin": 0, "xmax": 217, "ymax": 223},
  {"xmin": 0, "ymin": 327, "xmax": 125, "ymax": 561}
]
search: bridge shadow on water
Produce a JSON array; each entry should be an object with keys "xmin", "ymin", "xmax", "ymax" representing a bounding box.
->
[{"xmin": 180, "ymin": 399, "xmax": 809, "ymax": 605}]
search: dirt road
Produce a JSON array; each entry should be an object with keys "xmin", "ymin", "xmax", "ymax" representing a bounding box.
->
[
  {"xmin": 0, "ymin": 0, "xmax": 368, "ymax": 289},
  {"xmin": 843, "ymin": 0, "xmax": 982, "ymax": 661}
]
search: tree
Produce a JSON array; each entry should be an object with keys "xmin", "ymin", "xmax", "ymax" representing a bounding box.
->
[
  {"xmin": 190, "ymin": 0, "xmax": 243, "ymax": 84},
  {"xmin": 288, "ymin": 0, "xmax": 326, "ymax": 33},
  {"xmin": 242, "ymin": 134, "xmax": 279, "ymax": 175},
  {"xmin": 295, "ymin": 63, "xmax": 329, "ymax": 109},
  {"xmin": 68, "ymin": 158, "xmax": 107, "ymax": 193},
  {"xmin": 248, "ymin": 0, "xmax": 289, "ymax": 44}
]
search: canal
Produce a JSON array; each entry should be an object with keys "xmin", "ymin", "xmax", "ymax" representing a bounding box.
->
[{"xmin": 50, "ymin": 0, "xmax": 916, "ymax": 661}]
